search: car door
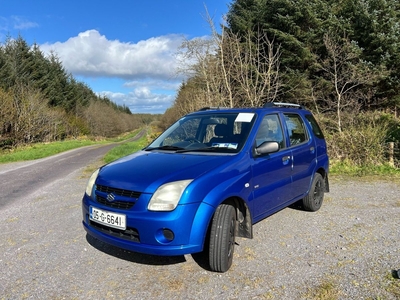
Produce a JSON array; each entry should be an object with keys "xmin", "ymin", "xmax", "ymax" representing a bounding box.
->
[
  {"xmin": 283, "ymin": 113, "xmax": 317, "ymax": 199},
  {"xmin": 251, "ymin": 113, "xmax": 293, "ymax": 220}
]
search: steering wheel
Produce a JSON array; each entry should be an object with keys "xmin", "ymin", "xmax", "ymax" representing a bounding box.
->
[{"xmin": 184, "ymin": 137, "xmax": 201, "ymax": 144}]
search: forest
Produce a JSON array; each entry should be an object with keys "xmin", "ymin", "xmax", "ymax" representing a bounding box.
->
[
  {"xmin": 0, "ymin": 36, "xmax": 155, "ymax": 148},
  {"xmin": 160, "ymin": 0, "xmax": 400, "ymax": 169}
]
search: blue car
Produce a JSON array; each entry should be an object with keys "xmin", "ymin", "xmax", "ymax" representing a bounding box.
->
[{"xmin": 82, "ymin": 103, "xmax": 329, "ymax": 272}]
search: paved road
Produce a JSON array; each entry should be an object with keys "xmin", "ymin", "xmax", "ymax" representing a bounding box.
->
[
  {"xmin": 0, "ymin": 135, "xmax": 399, "ymax": 299},
  {"xmin": 0, "ymin": 144, "xmax": 115, "ymax": 209},
  {"xmin": 0, "ymin": 130, "xmax": 145, "ymax": 209},
  {"xmin": 0, "ymin": 129, "xmax": 147, "ymax": 209}
]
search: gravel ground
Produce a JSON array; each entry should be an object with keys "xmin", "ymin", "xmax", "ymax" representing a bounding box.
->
[{"xmin": 0, "ymin": 172, "xmax": 399, "ymax": 299}]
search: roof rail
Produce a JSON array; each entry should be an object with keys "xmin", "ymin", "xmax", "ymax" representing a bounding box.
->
[
  {"xmin": 263, "ymin": 102, "xmax": 303, "ymax": 109},
  {"xmin": 197, "ymin": 107, "xmax": 227, "ymax": 111}
]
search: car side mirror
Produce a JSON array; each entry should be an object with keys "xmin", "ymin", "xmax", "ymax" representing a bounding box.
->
[{"xmin": 255, "ymin": 141, "xmax": 279, "ymax": 156}]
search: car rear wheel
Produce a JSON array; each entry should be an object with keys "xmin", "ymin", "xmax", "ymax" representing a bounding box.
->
[
  {"xmin": 302, "ymin": 173, "xmax": 325, "ymax": 212},
  {"xmin": 209, "ymin": 204, "xmax": 236, "ymax": 272}
]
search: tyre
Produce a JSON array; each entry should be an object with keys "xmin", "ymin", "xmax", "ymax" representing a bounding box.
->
[
  {"xmin": 302, "ymin": 173, "xmax": 325, "ymax": 212},
  {"xmin": 209, "ymin": 204, "xmax": 236, "ymax": 272}
]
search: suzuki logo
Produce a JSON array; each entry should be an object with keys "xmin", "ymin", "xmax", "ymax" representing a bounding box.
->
[{"xmin": 106, "ymin": 193, "xmax": 116, "ymax": 202}]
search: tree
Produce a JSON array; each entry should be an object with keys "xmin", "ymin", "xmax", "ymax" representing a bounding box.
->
[
  {"xmin": 314, "ymin": 32, "xmax": 386, "ymax": 132},
  {"xmin": 174, "ymin": 9, "xmax": 283, "ymax": 115},
  {"xmin": 226, "ymin": 0, "xmax": 400, "ymax": 110},
  {"xmin": 0, "ymin": 35, "xmax": 140, "ymax": 147},
  {"xmin": 0, "ymin": 87, "xmax": 14, "ymax": 147},
  {"xmin": 333, "ymin": 0, "xmax": 400, "ymax": 107},
  {"xmin": 226, "ymin": 29, "xmax": 282, "ymax": 107}
]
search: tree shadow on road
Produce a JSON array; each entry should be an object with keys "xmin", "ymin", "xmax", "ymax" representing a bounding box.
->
[{"xmin": 86, "ymin": 234, "xmax": 186, "ymax": 266}]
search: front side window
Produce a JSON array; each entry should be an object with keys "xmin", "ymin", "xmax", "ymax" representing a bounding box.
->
[
  {"xmin": 284, "ymin": 114, "xmax": 308, "ymax": 146},
  {"xmin": 255, "ymin": 114, "xmax": 285, "ymax": 148},
  {"xmin": 162, "ymin": 118, "xmax": 201, "ymax": 145}
]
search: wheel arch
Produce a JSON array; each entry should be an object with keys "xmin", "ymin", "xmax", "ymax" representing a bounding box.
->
[
  {"xmin": 221, "ymin": 196, "xmax": 253, "ymax": 239},
  {"xmin": 316, "ymin": 167, "xmax": 329, "ymax": 192}
]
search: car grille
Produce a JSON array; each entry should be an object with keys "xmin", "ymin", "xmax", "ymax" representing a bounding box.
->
[
  {"xmin": 97, "ymin": 185, "xmax": 142, "ymax": 198},
  {"xmin": 96, "ymin": 196, "xmax": 135, "ymax": 209},
  {"xmin": 95, "ymin": 184, "xmax": 141, "ymax": 209},
  {"xmin": 89, "ymin": 219, "xmax": 140, "ymax": 243}
]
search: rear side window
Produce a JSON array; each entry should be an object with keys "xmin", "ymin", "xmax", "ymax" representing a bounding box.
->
[
  {"xmin": 305, "ymin": 114, "xmax": 325, "ymax": 139},
  {"xmin": 284, "ymin": 114, "xmax": 308, "ymax": 146}
]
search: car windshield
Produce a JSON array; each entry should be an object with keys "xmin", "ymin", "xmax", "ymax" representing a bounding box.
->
[{"xmin": 146, "ymin": 112, "xmax": 256, "ymax": 153}]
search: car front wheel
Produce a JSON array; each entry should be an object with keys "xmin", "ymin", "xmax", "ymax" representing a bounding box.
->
[
  {"xmin": 209, "ymin": 204, "xmax": 236, "ymax": 272},
  {"xmin": 302, "ymin": 173, "xmax": 325, "ymax": 212}
]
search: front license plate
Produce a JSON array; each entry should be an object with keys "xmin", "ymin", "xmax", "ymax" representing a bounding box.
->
[{"xmin": 89, "ymin": 206, "xmax": 126, "ymax": 230}]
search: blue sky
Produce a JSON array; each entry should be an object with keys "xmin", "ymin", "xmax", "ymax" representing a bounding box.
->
[{"xmin": 0, "ymin": 0, "xmax": 231, "ymax": 114}]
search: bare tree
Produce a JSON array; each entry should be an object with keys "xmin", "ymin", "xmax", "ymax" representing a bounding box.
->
[
  {"xmin": 177, "ymin": 36, "xmax": 217, "ymax": 107},
  {"xmin": 227, "ymin": 29, "xmax": 282, "ymax": 107},
  {"xmin": 316, "ymin": 33, "xmax": 385, "ymax": 132},
  {"xmin": 176, "ymin": 8, "xmax": 283, "ymax": 112}
]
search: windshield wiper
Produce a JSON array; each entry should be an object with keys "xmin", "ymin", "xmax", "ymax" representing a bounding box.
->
[
  {"xmin": 145, "ymin": 145, "xmax": 185, "ymax": 151},
  {"xmin": 176, "ymin": 146, "xmax": 226, "ymax": 153}
]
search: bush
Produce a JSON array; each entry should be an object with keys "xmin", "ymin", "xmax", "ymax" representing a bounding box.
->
[{"xmin": 322, "ymin": 112, "xmax": 393, "ymax": 167}]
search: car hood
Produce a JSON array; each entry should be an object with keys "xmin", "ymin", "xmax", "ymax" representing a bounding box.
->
[{"xmin": 96, "ymin": 150, "xmax": 233, "ymax": 194}]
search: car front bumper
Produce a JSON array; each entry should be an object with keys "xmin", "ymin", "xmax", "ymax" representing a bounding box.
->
[{"xmin": 82, "ymin": 194, "xmax": 214, "ymax": 256}]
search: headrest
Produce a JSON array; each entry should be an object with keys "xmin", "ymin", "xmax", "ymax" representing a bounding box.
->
[{"xmin": 214, "ymin": 124, "xmax": 229, "ymax": 136}]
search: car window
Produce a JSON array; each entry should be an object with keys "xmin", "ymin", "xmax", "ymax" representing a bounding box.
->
[
  {"xmin": 305, "ymin": 114, "xmax": 325, "ymax": 139},
  {"xmin": 148, "ymin": 112, "xmax": 255, "ymax": 153},
  {"xmin": 163, "ymin": 118, "xmax": 201, "ymax": 145},
  {"xmin": 255, "ymin": 114, "xmax": 285, "ymax": 148},
  {"xmin": 284, "ymin": 114, "xmax": 308, "ymax": 146}
]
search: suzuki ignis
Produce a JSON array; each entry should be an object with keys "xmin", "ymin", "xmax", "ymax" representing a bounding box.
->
[{"xmin": 82, "ymin": 103, "xmax": 329, "ymax": 272}]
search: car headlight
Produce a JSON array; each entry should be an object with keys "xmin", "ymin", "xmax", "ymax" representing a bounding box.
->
[
  {"xmin": 85, "ymin": 168, "xmax": 100, "ymax": 198},
  {"xmin": 148, "ymin": 179, "xmax": 193, "ymax": 211}
]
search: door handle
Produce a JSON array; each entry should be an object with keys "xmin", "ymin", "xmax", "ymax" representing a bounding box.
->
[
  {"xmin": 282, "ymin": 155, "xmax": 291, "ymax": 164},
  {"xmin": 310, "ymin": 146, "xmax": 315, "ymax": 153}
]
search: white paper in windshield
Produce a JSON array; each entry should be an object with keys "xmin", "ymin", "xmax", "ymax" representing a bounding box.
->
[{"xmin": 235, "ymin": 113, "xmax": 254, "ymax": 123}]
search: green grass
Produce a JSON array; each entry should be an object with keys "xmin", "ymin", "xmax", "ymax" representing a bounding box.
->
[
  {"xmin": 330, "ymin": 160, "xmax": 400, "ymax": 178},
  {"xmin": 0, "ymin": 139, "xmax": 105, "ymax": 163},
  {"xmin": 303, "ymin": 278, "xmax": 340, "ymax": 300},
  {"xmin": 0, "ymin": 129, "xmax": 147, "ymax": 164},
  {"xmin": 108, "ymin": 129, "xmax": 144, "ymax": 143},
  {"xmin": 103, "ymin": 133, "xmax": 149, "ymax": 163}
]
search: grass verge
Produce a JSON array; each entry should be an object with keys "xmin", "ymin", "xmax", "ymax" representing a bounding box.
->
[
  {"xmin": 329, "ymin": 160, "xmax": 400, "ymax": 178},
  {"xmin": 103, "ymin": 132, "xmax": 149, "ymax": 163},
  {"xmin": 0, "ymin": 139, "xmax": 105, "ymax": 163},
  {"xmin": 0, "ymin": 129, "xmax": 147, "ymax": 164}
]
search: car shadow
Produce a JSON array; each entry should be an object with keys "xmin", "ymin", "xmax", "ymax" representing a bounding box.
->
[
  {"xmin": 86, "ymin": 234, "xmax": 186, "ymax": 266},
  {"xmin": 288, "ymin": 200, "xmax": 305, "ymax": 211},
  {"xmin": 191, "ymin": 251, "xmax": 212, "ymax": 271}
]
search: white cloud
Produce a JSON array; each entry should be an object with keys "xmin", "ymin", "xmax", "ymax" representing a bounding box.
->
[
  {"xmin": 39, "ymin": 29, "xmax": 194, "ymax": 114},
  {"xmin": 99, "ymin": 89, "xmax": 175, "ymax": 114},
  {"xmin": 123, "ymin": 79, "xmax": 181, "ymax": 91},
  {"xmin": 40, "ymin": 29, "xmax": 184, "ymax": 80},
  {"xmin": 0, "ymin": 16, "xmax": 38, "ymax": 32},
  {"xmin": 11, "ymin": 16, "xmax": 39, "ymax": 30}
]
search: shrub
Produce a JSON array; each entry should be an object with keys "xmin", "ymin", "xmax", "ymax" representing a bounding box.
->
[{"xmin": 322, "ymin": 112, "xmax": 392, "ymax": 167}]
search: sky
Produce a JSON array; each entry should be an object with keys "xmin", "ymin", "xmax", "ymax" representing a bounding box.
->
[{"xmin": 0, "ymin": 0, "xmax": 231, "ymax": 114}]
